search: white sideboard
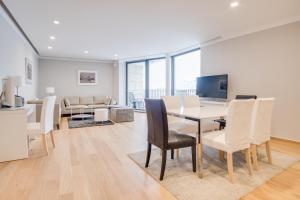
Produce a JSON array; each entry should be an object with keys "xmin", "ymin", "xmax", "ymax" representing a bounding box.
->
[{"xmin": 0, "ymin": 105, "xmax": 33, "ymax": 162}]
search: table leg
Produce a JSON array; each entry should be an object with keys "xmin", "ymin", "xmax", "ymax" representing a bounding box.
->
[{"xmin": 196, "ymin": 119, "xmax": 203, "ymax": 178}]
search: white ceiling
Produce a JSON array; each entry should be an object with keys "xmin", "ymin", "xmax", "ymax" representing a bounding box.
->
[{"xmin": 3, "ymin": 0, "xmax": 300, "ymax": 60}]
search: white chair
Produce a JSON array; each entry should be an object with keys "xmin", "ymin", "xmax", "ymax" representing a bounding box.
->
[
  {"xmin": 27, "ymin": 96, "xmax": 56, "ymax": 155},
  {"xmin": 162, "ymin": 96, "xmax": 198, "ymax": 134},
  {"xmin": 250, "ymin": 98, "xmax": 275, "ymax": 170},
  {"xmin": 182, "ymin": 95, "xmax": 200, "ymax": 108},
  {"xmin": 202, "ymin": 99, "xmax": 255, "ymax": 183},
  {"xmin": 183, "ymin": 95, "xmax": 219, "ymax": 131}
]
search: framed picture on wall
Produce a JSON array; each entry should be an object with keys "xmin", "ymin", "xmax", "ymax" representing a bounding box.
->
[
  {"xmin": 25, "ymin": 58, "xmax": 33, "ymax": 84},
  {"xmin": 78, "ymin": 70, "xmax": 98, "ymax": 85}
]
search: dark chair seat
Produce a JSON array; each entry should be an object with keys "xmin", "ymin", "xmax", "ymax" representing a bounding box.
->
[{"xmin": 168, "ymin": 130, "xmax": 196, "ymax": 149}]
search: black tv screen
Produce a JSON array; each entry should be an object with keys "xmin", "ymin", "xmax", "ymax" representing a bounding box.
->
[{"xmin": 196, "ymin": 74, "xmax": 228, "ymax": 99}]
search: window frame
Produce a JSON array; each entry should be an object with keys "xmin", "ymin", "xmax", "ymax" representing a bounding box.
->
[
  {"xmin": 126, "ymin": 57, "xmax": 166, "ymax": 106},
  {"xmin": 171, "ymin": 48, "xmax": 201, "ymax": 95}
]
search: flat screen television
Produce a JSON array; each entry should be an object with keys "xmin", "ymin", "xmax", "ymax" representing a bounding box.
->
[{"xmin": 196, "ymin": 74, "xmax": 228, "ymax": 99}]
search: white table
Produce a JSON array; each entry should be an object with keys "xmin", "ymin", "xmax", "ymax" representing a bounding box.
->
[{"xmin": 167, "ymin": 105, "xmax": 228, "ymax": 178}]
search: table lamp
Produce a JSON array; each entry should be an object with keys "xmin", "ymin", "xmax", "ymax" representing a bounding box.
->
[{"xmin": 12, "ymin": 76, "xmax": 23, "ymax": 96}]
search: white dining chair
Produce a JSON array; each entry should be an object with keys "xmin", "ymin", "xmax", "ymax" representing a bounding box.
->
[
  {"xmin": 27, "ymin": 96, "xmax": 56, "ymax": 155},
  {"xmin": 183, "ymin": 95, "xmax": 219, "ymax": 131},
  {"xmin": 202, "ymin": 99, "xmax": 255, "ymax": 183},
  {"xmin": 162, "ymin": 96, "xmax": 198, "ymax": 134},
  {"xmin": 182, "ymin": 95, "xmax": 201, "ymax": 108},
  {"xmin": 250, "ymin": 98, "xmax": 275, "ymax": 170},
  {"xmin": 162, "ymin": 96, "xmax": 198, "ymax": 158}
]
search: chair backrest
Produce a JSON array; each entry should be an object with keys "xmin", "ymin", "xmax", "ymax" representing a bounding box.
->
[
  {"xmin": 161, "ymin": 96, "xmax": 181, "ymax": 110},
  {"xmin": 225, "ymin": 99, "xmax": 255, "ymax": 149},
  {"xmin": 235, "ymin": 95, "xmax": 257, "ymax": 100},
  {"xmin": 144, "ymin": 99, "xmax": 169, "ymax": 149},
  {"xmin": 40, "ymin": 96, "xmax": 56, "ymax": 134},
  {"xmin": 250, "ymin": 98, "xmax": 275, "ymax": 144},
  {"xmin": 182, "ymin": 95, "xmax": 200, "ymax": 108}
]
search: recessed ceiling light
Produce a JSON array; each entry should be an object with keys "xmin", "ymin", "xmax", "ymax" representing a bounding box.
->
[
  {"xmin": 48, "ymin": 46, "xmax": 53, "ymax": 50},
  {"xmin": 230, "ymin": 1, "xmax": 239, "ymax": 7},
  {"xmin": 53, "ymin": 20, "xmax": 60, "ymax": 25},
  {"xmin": 84, "ymin": 50, "xmax": 89, "ymax": 54},
  {"xmin": 50, "ymin": 36, "xmax": 56, "ymax": 40},
  {"xmin": 114, "ymin": 54, "xmax": 118, "ymax": 57}
]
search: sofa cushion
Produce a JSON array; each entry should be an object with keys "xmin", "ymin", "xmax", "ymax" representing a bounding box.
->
[
  {"xmin": 94, "ymin": 96, "xmax": 106, "ymax": 104},
  {"xmin": 80, "ymin": 96, "xmax": 94, "ymax": 105},
  {"xmin": 104, "ymin": 97, "xmax": 112, "ymax": 105},
  {"xmin": 66, "ymin": 96, "xmax": 80, "ymax": 105},
  {"xmin": 65, "ymin": 105, "xmax": 88, "ymax": 110},
  {"xmin": 87, "ymin": 104, "xmax": 107, "ymax": 109},
  {"xmin": 64, "ymin": 98, "xmax": 71, "ymax": 107}
]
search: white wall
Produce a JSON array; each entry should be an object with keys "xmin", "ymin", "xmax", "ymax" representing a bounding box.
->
[
  {"xmin": 0, "ymin": 7, "xmax": 39, "ymax": 100},
  {"xmin": 201, "ymin": 21, "xmax": 300, "ymax": 142},
  {"xmin": 38, "ymin": 58, "xmax": 114, "ymax": 98}
]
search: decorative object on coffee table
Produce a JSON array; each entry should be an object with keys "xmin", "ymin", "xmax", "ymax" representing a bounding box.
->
[
  {"xmin": 110, "ymin": 107, "xmax": 134, "ymax": 122},
  {"xmin": 68, "ymin": 117, "xmax": 114, "ymax": 129}
]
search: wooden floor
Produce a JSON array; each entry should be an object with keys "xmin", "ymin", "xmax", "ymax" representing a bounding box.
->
[{"xmin": 0, "ymin": 113, "xmax": 299, "ymax": 200}]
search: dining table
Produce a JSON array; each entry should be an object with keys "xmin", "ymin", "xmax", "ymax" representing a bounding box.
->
[{"xmin": 167, "ymin": 105, "xmax": 228, "ymax": 178}]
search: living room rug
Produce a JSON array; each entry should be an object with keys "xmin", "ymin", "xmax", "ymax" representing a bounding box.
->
[
  {"xmin": 129, "ymin": 146, "xmax": 299, "ymax": 200},
  {"xmin": 68, "ymin": 118, "xmax": 114, "ymax": 129}
]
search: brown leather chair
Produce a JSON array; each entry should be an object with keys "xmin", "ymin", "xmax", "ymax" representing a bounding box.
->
[
  {"xmin": 215, "ymin": 95, "xmax": 257, "ymax": 130},
  {"xmin": 144, "ymin": 99, "xmax": 196, "ymax": 180}
]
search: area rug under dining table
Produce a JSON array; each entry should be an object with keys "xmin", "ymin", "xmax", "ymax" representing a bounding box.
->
[{"xmin": 129, "ymin": 145, "xmax": 299, "ymax": 200}]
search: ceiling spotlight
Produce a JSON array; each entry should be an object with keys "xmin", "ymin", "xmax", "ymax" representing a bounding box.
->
[
  {"xmin": 114, "ymin": 54, "xmax": 118, "ymax": 57},
  {"xmin": 48, "ymin": 46, "xmax": 53, "ymax": 50},
  {"xmin": 53, "ymin": 20, "xmax": 60, "ymax": 25},
  {"xmin": 50, "ymin": 36, "xmax": 56, "ymax": 40},
  {"xmin": 84, "ymin": 50, "xmax": 89, "ymax": 54},
  {"xmin": 230, "ymin": 1, "xmax": 239, "ymax": 7}
]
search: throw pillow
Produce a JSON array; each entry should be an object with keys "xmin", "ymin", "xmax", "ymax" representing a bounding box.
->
[{"xmin": 64, "ymin": 98, "xmax": 71, "ymax": 107}]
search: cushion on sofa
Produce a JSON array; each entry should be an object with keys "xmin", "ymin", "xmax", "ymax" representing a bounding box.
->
[
  {"xmin": 87, "ymin": 104, "xmax": 107, "ymax": 109},
  {"xmin": 94, "ymin": 96, "xmax": 106, "ymax": 104},
  {"xmin": 64, "ymin": 98, "xmax": 71, "ymax": 107},
  {"xmin": 66, "ymin": 96, "xmax": 80, "ymax": 105},
  {"xmin": 104, "ymin": 97, "xmax": 112, "ymax": 105},
  {"xmin": 65, "ymin": 105, "xmax": 88, "ymax": 110},
  {"xmin": 80, "ymin": 96, "xmax": 94, "ymax": 105}
]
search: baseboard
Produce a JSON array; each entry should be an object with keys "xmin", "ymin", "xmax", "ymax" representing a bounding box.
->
[{"xmin": 271, "ymin": 136, "xmax": 300, "ymax": 144}]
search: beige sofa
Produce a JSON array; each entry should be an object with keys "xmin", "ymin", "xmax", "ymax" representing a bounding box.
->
[{"xmin": 62, "ymin": 96, "xmax": 114, "ymax": 115}]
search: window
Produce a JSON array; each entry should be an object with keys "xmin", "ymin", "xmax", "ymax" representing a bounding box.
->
[
  {"xmin": 127, "ymin": 61, "xmax": 146, "ymax": 110},
  {"xmin": 172, "ymin": 49, "xmax": 201, "ymax": 95},
  {"xmin": 149, "ymin": 58, "xmax": 166, "ymax": 99},
  {"xmin": 126, "ymin": 58, "xmax": 166, "ymax": 109}
]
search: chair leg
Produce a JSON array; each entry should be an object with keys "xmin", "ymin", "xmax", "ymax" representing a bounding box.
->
[
  {"xmin": 176, "ymin": 149, "xmax": 179, "ymax": 159},
  {"xmin": 245, "ymin": 148, "xmax": 253, "ymax": 176},
  {"xmin": 42, "ymin": 134, "xmax": 49, "ymax": 155},
  {"xmin": 227, "ymin": 153, "xmax": 234, "ymax": 183},
  {"xmin": 171, "ymin": 149, "xmax": 174, "ymax": 159},
  {"xmin": 266, "ymin": 141, "xmax": 272, "ymax": 164},
  {"xmin": 145, "ymin": 143, "xmax": 152, "ymax": 168},
  {"xmin": 219, "ymin": 150, "xmax": 225, "ymax": 162},
  {"xmin": 251, "ymin": 144, "xmax": 259, "ymax": 170},
  {"xmin": 160, "ymin": 150, "xmax": 167, "ymax": 181},
  {"xmin": 50, "ymin": 131, "xmax": 55, "ymax": 148},
  {"xmin": 192, "ymin": 145, "xmax": 196, "ymax": 172}
]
